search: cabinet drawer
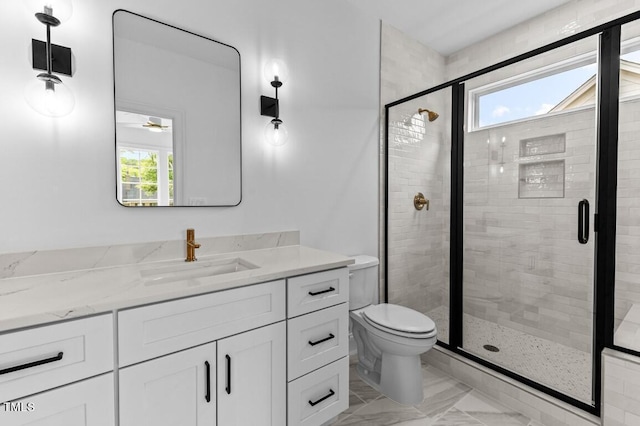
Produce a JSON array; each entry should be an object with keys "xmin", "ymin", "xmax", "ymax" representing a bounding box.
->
[
  {"xmin": 287, "ymin": 268, "xmax": 348, "ymax": 318},
  {"xmin": 0, "ymin": 314, "xmax": 113, "ymax": 402},
  {"xmin": 0, "ymin": 373, "xmax": 114, "ymax": 426},
  {"xmin": 288, "ymin": 304, "xmax": 348, "ymax": 380},
  {"xmin": 119, "ymin": 280, "xmax": 285, "ymax": 366},
  {"xmin": 288, "ymin": 356, "xmax": 349, "ymax": 426}
]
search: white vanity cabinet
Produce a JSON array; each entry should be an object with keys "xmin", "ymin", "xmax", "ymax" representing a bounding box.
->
[
  {"xmin": 118, "ymin": 280, "xmax": 287, "ymax": 426},
  {"xmin": 0, "ymin": 314, "xmax": 115, "ymax": 426},
  {"xmin": 217, "ymin": 322, "xmax": 286, "ymax": 426},
  {"xmin": 0, "ymin": 373, "xmax": 115, "ymax": 426},
  {"xmin": 119, "ymin": 342, "xmax": 216, "ymax": 426},
  {"xmin": 0, "ymin": 261, "xmax": 351, "ymax": 426},
  {"xmin": 286, "ymin": 268, "xmax": 350, "ymax": 426}
]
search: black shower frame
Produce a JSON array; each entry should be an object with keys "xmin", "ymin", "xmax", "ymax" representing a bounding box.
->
[{"xmin": 384, "ymin": 10, "xmax": 640, "ymax": 417}]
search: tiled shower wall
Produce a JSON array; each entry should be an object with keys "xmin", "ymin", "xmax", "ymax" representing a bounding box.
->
[
  {"xmin": 445, "ymin": 0, "xmax": 640, "ymax": 80},
  {"xmin": 616, "ymin": 97, "xmax": 640, "ymax": 330},
  {"xmin": 602, "ymin": 349, "xmax": 640, "ymax": 426},
  {"xmin": 462, "ymin": 108, "xmax": 597, "ymax": 353},
  {"xmin": 386, "ymin": 94, "xmax": 450, "ymax": 318},
  {"xmin": 380, "ymin": 24, "xmax": 450, "ymax": 326}
]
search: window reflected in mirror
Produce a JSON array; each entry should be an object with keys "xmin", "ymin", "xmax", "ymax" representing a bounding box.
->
[{"xmin": 117, "ymin": 111, "xmax": 174, "ymax": 206}]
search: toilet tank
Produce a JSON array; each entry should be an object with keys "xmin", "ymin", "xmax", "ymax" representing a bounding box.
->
[{"xmin": 348, "ymin": 255, "xmax": 380, "ymax": 310}]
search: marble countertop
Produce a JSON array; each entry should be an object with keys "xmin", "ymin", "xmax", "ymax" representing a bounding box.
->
[{"xmin": 0, "ymin": 245, "xmax": 353, "ymax": 333}]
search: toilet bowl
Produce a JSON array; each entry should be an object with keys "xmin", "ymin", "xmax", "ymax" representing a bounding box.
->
[{"xmin": 348, "ymin": 256, "xmax": 437, "ymax": 405}]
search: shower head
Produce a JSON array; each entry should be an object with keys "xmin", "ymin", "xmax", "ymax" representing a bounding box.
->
[{"xmin": 418, "ymin": 108, "xmax": 439, "ymax": 122}]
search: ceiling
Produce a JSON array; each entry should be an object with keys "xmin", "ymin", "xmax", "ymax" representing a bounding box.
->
[{"xmin": 345, "ymin": 0, "xmax": 571, "ymax": 55}]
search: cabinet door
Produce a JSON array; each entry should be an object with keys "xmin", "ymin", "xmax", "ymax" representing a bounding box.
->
[
  {"xmin": 0, "ymin": 373, "xmax": 114, "ymax": 426},
  {"xmin": 119, "ymin": 342, "xmax": 216, "ymax": 426},
  {"xmin": 217, "ymin": 321, "xmax": 286, "ymax": 426}
]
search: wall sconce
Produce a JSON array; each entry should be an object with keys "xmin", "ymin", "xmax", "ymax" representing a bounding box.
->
[
  {"xmin": 260, "ymin": 59, "xmax": 289, "ymax": 146},
  {"xmin": 24, "ymin": 0, "xmax": 75, "ymax": 117},
  {"xmin": 499, "ymin": 136, "xmax": 506, "ymax": 174}
]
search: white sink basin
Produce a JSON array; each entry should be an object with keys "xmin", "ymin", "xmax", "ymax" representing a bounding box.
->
[{"xmin": 141, "ymin": 257, "xmax": 259, "ymax": 285}]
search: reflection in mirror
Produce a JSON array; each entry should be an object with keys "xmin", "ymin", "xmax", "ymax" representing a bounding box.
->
[
  {"xmin": 117, "ymin": 111, "xmax": 174, "ymax": 206},
  {"xmin": 113, "ymin": 10, "xmax": 241, "ymax": 207}
]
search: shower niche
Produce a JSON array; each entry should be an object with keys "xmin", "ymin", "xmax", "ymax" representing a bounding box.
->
[{"xmin": 518, "ymin": 160, "xmax": 565, "ymax": 198}]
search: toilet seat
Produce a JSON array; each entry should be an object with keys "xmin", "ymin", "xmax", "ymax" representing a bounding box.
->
[{"xmin": 362, "ymin": 304, "xmax": 436, "ymax": 339}]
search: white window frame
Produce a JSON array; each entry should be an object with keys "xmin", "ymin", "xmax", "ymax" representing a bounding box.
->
[
  {"xmin": 468, "ymin": 51, "xmax": 597, "ymax": 132},
  {"xmin": 117, "ymin": 146, "xmax": 173, "ymax": 206},
  {"xmin": 468, "ymin": 37, "xmax": 640, "ymax": 132}
]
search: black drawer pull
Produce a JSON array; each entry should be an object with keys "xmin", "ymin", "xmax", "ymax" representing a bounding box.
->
[
  {"xmin": 308, "ymin": 287, "xmax": 335, "ymax": 296},
  {"xmin": 0, "ymin": 352, "xmax": 64, "ymax": 375},
  {"xmin": 204, "ymin": 361, "xmax": 211, "ymax": 403},
  {"xmin": 308, "ymin": 389, "xmax": 335, "ymax": 407},
  {"xmin": 308, "ymin": 333, "xmax": 335, "ymax": 346},
  {"xmin": 225, "ymin": 354, "xmax": 232, "ymax": 395}
]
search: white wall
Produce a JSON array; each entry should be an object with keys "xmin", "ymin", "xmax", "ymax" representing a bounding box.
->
[{"xmin": 0, "ymin": 0, "xmax": 380, "ymax": 256}]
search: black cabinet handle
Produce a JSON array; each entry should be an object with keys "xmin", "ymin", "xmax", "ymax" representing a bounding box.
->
[
  {"xmin": 225, "ymin": 355, "xmax": 231, "ymax": 395},
  {"xmin": 0, "ymin": 352, "xmax": 63, "ymax": 376},
  {"xmin": 308, "ymin": 287, "xmax": 335, "ymax": 296},
  {"xmin": 204, "ymin": 361, "xmax": 211, "ymax": 403},
  {"xmin": 578, "ymin": 199, "xmax": 589, "ymax": 244},
  {"xmin": 308, "ymin": 389, "xmax": 335, "ymax": 407},
  {"xmin": 308, "ymin": 333, "xmax": 335, "ymax": 346}
]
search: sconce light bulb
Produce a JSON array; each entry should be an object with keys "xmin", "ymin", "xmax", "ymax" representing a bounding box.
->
[
  {"xmin": 44, "ymin": 83, "xmax": 56, "ymax": 111},
  {"xmin": 486, "ymin": 138, "xmax": 490, "ymax": 144},
  {"xmin": 265, "ymin": 119, "xmax": 288, "ymax": 147},
  {"xmin": 501, "ymin": 136, "xmax": 506, "ymax": 143},
  {"xmin": 264, "ymin": 59, "xmax": 289, "ymax": 84},
  {"xmin": 25, "ymin": 78, "xmax": 75, "ymax": 117},
  {"xmin": 499, "ymin": 165, "xmax": 504, "ymax": 174},
  {"xmin": 24, "ymin": 0, "xmax": 73, "ymax": 23}
]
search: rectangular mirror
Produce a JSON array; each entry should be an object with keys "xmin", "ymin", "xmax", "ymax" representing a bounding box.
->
[{"xmin": 113, "ymin": 10, "xmax": 241, "ymax": 207}]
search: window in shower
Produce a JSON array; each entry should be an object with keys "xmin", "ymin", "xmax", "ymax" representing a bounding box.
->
[
  {"xmin": 469, "ymin": 55, "xmax": 597, "ymax": 129},
  {"xmin": 386, "ymin": 88, "xmax": 451, "ymax": 345},
  {"xmin": 461, "ymin": 34, "xmax": 599, "ymax": 406}
]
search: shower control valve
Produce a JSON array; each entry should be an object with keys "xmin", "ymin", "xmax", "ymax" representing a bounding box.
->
[{"xmin": 414, "ymin": 193, "xmax": 430, "ymax": 211}]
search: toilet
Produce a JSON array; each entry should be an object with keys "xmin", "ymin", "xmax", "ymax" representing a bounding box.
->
[{"xmin": 348, "ymin": 255, "xmax": 437, "ymax": 405}]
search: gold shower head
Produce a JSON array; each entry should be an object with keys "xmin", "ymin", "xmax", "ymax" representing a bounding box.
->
[{"xmin": 418, "ymin": 108, "xmax": 439, "ymax": 122}]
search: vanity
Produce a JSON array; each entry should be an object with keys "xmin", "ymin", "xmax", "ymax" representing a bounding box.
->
[{"xmin": 0, "ymin": 233, "xmax": 352, "ymax": 426}]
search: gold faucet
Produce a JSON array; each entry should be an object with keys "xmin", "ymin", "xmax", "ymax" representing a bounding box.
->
[{"xmin": 185, "ymin": 228, "xmax": 201, "ymax": 262}]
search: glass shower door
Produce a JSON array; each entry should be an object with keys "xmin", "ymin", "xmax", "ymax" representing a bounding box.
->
[
  {"xmin": 614, "ymin": 20, "xmax": 640, "ymax": 354},
  {"xmin": 386, "ymin": 88, "xmax": 451, "ymax": 345},
  {"xmin": 460, "ymin": 35, "xmax": 599, "ymax": 405}
]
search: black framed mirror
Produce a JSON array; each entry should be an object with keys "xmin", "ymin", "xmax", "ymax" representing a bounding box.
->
[{"xmin": 113, "ymin": 10, "xmax": 241, "ymax": 207}]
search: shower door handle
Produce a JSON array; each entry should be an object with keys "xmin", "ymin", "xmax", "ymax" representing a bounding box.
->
[
  {"xmin": 225, "ymin": 354, "xmax": 231, "ymax": 394},
  {"xmin": 578, "ymin": 199, "xmax": 589, "ymax": 244}
]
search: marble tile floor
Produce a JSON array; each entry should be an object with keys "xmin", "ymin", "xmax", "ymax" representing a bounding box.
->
[
  {"xmin": 333, "ymin": 359, "xmax": 538, "ymax": 426},
  {"xmin": 427, "ymin": 306, "xmax": 592, "ymax": 404}
]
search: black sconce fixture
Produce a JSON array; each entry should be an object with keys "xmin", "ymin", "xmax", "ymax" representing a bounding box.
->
[
  {"xmin": 24, "ymin": 0, "xmax": 74, "ymax": 117},
  {"xmin": 260, "ymin": 59, "xmax": 289, "ymax": 146}
]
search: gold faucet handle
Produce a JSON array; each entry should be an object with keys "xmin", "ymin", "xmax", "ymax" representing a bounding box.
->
[
  {"xmin": 185, "ymin": 228, "xmax": 201, "ymax": 262},
  {"xmin": 414, "ymin": 193, "xmax": 430, "ymax": 211}
]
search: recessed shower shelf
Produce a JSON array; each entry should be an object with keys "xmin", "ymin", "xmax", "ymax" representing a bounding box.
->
[
  {"xmin": 518, "ymin": 160, "xmax": 565, "ymax": 199},
  {"xmin": 519, "ymin": 134, "xmax": 566, "ymax": 158}
]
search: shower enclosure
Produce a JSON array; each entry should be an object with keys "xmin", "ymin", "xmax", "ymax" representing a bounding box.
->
[{"xmin": 384, "ymin": 11, "xmax": 640, "ymax": 415}]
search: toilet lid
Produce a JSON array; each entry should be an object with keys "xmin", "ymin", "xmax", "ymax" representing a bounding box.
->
[{"xmin": 362, "ymin": 304, "xmax": 436, "ymax": 335}]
